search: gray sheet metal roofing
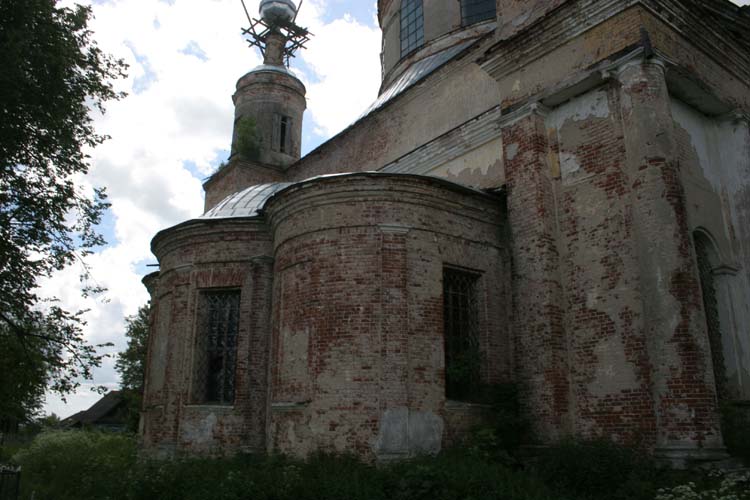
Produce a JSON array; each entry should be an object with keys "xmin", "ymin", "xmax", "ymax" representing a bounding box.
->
[
  {"xmin": 200, "ymin": 182, "xmax": 292, "ymax": 219},
  {"xmin": 358, "ymin": 39, "xmax": 476, "ymax": 119}
]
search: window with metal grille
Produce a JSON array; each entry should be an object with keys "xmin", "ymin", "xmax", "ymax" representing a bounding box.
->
[
  {"xmin": 400, "ymin": 0, "xmax": 424, "ymax": 57},
  {"xmin": 443, "ymin": 267, "xmax": 481, "ymax": 400},
  {"xmin": 460, "ymin": 0, "xmax": 496, "ymax": 26},
  {"xmin": 193, "ymin": 290, "xmax": 240, "ymax": 405}
]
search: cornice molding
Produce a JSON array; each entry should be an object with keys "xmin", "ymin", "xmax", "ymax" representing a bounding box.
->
[
  {"xmin": 497, "ymin": 102, "xmax": 550, "ymax": 129},
  {"xmin": 381, "ymin": 106, "xmax": 502, "ymax": 176},
  {"xmin": 481, "ymin": 0, "xmax": 750, "ymax": 86}
]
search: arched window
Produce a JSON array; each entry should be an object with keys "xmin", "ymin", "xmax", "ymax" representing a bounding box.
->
[
  {"xmin": 460, "ymin": 0, "xmax": 496, "ymax": 26},
  {"xmin": 400, "ymin": 0, "xmax": 424, "ymax": 57},
  {"xmin": 694, "ymin": 232, "xmax": 729, "ymax": 401}
]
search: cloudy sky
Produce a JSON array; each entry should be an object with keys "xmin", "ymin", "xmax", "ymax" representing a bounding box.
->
[
  {"xmin": 44, "ymin": 0, "xmax": 750, "ymax": 418},
  {"xmin": 44, "ymin": 0, "xmax": 382, "ymax": 418}
]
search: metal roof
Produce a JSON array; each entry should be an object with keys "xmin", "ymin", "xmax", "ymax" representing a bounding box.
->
[
  {"xmin": 246, "ymin": 63, "xmax": 301, "ymax": 78},
  {"xmin": 200, "ymin": 182, "xmax": 292, "ymax": 219},
  {"xmin": 359, "ymin": 39, "xmax": 476, "ymax": 119}
]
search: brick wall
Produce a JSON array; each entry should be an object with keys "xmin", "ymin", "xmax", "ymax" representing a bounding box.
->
[
  {"xmin": 142, "ymin": 220, "xmax": 274, "ymax": 456},
  {"xmin": 264, "ymin": 174, "xmax": 507, "ymax": 459}
]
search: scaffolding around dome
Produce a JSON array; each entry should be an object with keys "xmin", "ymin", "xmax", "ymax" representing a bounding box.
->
[{"xmin": 241, "ymin": 0, "xmax": 311, "ymax": 67}]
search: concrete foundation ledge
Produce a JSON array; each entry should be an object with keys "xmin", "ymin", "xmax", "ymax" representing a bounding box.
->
[{"xmin": 654, "ymin": 446, "xmax": 730, "ymax": 469}]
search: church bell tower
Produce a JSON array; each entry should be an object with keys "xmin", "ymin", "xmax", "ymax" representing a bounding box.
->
[
  {"xmin": 204, "ymin": 0, "xmax": 311, "ymax": 211},
  {"xmin": 232, "ymin": 0, "xmax": 308, "ymax": 167}
]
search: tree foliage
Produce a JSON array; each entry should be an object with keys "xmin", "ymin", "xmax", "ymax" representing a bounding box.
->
[
  {"xmin": 0, "ymin": 0, "xmax": 128, "ymax": 420},
  {"xmin": 115, "ymin": 304, "xmax": 150, "ymax": 431},
  {"xmin": 0, "ymin": 329, "xmax": 48, "ymax": 425}
]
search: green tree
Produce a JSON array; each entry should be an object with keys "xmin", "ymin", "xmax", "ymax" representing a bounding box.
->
[
  {"xmin": 0, "ymin": 0, "xmax": 128, "ymax": 422},
  {"xmin": 115, "ymin": 304, "xmax": 150, "ymax": 431}
]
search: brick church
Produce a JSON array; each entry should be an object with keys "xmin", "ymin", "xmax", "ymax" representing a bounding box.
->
[{"xmin": 140, "ymin": 0, "xmax": 750, "ymax": 465}]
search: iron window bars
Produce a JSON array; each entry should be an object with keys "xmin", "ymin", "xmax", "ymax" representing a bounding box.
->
[{"xmin": 193, "ymin": 290, "xmax": 241, "ymax": 405}]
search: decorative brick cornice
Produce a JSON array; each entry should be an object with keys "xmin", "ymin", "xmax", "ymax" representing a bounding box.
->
[
  {"xmin": 497, "ymin": 102, "xmax": 550, "ymax": 129},
  {"xmin": 481, "ymin": 0, "xmax": 750, "ymax": 86},
  {"xmin": 381, "ymin": 106, "xmax": 502, "ymax": 176}
]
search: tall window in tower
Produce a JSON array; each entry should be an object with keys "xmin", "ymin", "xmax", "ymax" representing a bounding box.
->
[
  {"xmin": 400, "ymin": 0, "xmax": 424, "ymax": 57},
  {"xmin": 273, "ymin": 114, "xmax": 292, "ymax": 154},
  {"xmin": 460, "ymin": 0, "xmax": 496, "ymax": 26},
  {"xmin": 279, "ymin": 116, "xmax": 290, "ymax": 153},
  {"xmin": 443, "ymin": 267, "xmax": 481, "ymax": 400},
  {"xmin": 193, "ymin": 290, "xmax": 240, "ymax": 405}
]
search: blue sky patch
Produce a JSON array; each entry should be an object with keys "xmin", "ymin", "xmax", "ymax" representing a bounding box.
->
[
  {"xmin": 316, "ymin": 0, "xmax": 377, "ymax": 28},
  {"xmin": 124, "ymin": 41, "xmax": 158, "ymax": 94},
  {"xmin": 181, "ymin": 41, "xmax": 209, "ymax": 62}
]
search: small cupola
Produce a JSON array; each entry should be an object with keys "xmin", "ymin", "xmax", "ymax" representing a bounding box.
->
[
  {"xmin": 204, "ymin": 0, "xmax": 311, "ymax": 212},
  {"xmin": 231, "ymin": 0, "xmax": 308, "ymax": 168}
]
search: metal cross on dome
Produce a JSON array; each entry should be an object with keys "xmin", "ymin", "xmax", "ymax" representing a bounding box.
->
[{"xmin": 241, "ymin": 0, "xmax": 312, "ymax": 67}]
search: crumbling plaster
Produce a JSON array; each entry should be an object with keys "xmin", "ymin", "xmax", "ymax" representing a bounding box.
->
[
  {"xmin": 287, "ymin": 61, "xmax": 502, "ymax": 182},
  {"xmin": 670, "ymin": 98, "xmax": 750, "ymax": 400},
  {"xmin": 145, "ymin": 0, "xmax": 750, "ymax": 463}
]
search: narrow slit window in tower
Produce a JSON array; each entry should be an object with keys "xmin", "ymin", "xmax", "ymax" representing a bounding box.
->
[
  {"xmin": 443, "ymin": 267, "xmax": 481, "ymax": 401},
  {"xmin": 400, "ymin": 0, "xmax": 424, "ymax": 57},
  {"xmin": 460, "ymin": 0, "xmax": 496, "ymax": 26},
  {"xmin": 193, "ymin": 290, "xmax": 241, "ymax": 405},
  {"xmin": 279, "ymin": 115, "xmax": 290, "ymax": 154}
]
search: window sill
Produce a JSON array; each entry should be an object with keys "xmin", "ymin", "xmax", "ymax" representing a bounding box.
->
[
  {"xmin": 271, "ymin": 401, "xmax": 310, "ymax": 412},
  {"xmin": 445, "ymin": 400, "xmax": 492, "ymax": 410},
  {"xmin": 184, "ymin": 404, "xmax": 235, "ymax": 410}
]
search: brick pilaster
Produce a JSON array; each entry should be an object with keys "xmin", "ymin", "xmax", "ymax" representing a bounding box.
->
[
  {"xmin": 617, "ymin": 59, "xmax": 725, "ymax": 461},
  {"xmin": 501, "ymin": 106, "xmax": 570, "ymax": 440}
]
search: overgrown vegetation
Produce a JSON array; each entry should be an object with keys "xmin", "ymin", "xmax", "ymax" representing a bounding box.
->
[
  {"xmin": 9, "ymin": 429, "xmax": 749, "ymax": 500},
  {"xmin": 462, "ymin": 383, "xmax": 529, "ymax": 468},
  {"xmin": 721, "ymin": 402, "xmax": 750, "ymax": 461},
  {"xmin": 534, "ymin": 438, "xmax": 661, "ymax": 500},
  {"xmin": 7, "ymin": 385, "xmax": 749, "ymax": 500},
  {"xmin": 656, "ymin": 469, "xmax": 750, "ymax": 500},
  {"xmin": 12, "ymin": 431, "xmax": 564, "ymax": 500},
  {"xmin": 236, "ymin": 116, "xmax": 261, "ymax": 161}
]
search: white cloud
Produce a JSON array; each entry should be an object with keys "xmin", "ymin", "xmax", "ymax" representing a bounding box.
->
[
  {"xmin": 42, "ymin": 0, "xmax": 382, "ymax": 419},
  {"xmin": 295, "ymin": 2, "xmax": 381, "ymax": 136}
]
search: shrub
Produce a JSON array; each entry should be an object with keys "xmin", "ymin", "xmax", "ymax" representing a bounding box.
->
[
  {"xmin": 236, "ymin": 116, "xmax": 260, "ymax": 161},
  {"xmin": 466, "ymin": 383, "xmax": 529, "ymax": 465},
  {"xmin": 721, "ymin": 402, "xmax": 750, "ymax": 462},
  {"xmin": 534, "ymin": 438, "xmax": 659, "ymax": 500},
  {"xmin": 21, "ymin": 430, "xmax": 729, "ymax": 500},
  {"xmin": 383, "ymin": 449, "xmax": 560, "ymax": 500},
  {"xmin": 656, "ymin": 469, "xmax": 750, "ymax": 500},
  {"xmin": 13, "ymin": 430, "xmax": 136, "ymax": 500}
]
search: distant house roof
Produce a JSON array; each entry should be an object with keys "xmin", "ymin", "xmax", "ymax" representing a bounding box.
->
[{"xmin": 62, "ymin": 391, "xmax": 127, "ymax": 429}]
